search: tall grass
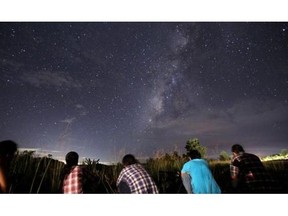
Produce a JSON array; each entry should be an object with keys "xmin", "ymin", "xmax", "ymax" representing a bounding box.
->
[
  {"xmin": 81, "ymin": 158, "xmax": 119, "ymax": 193},
  {"xmin": 9, "ymin": 151, "xmax": 65, "ymax": 193},
  {"xmin": 7, "ymin": 150, "xmax": 288, "ymax": 193},
  {"xmin": 144, "ymin": 151, "xmax": 187, "ymax": 193}
]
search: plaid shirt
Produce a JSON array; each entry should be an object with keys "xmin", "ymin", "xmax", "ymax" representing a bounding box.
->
[
  {"xmin": 116, "ymin": 163, "xmax": 159, "ymax": 194},
  {"xmin": 63, "ymin": 165, "xmax": 83, "ymax": 194},
  {"xmin": 230, "ymin": 152, "xmax": 280, "ymax": 193}
]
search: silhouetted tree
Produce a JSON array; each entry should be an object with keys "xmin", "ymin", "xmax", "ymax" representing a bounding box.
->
[{"xmin": 185, "ymin": 138, "xmax": 207, "ymax": 158}]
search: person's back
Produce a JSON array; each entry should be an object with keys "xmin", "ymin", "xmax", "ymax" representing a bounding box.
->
[
  {"xmin": 61, "ymin": 151, "xmax": 83, "ymax": 194},
  {"xmin": 62, "ymin": 165, "xmax": 83, "ymax": 194},
  {"xmin": 116, "ymin": 154, "xmax": 159, "ymax": 194},
  {"xmin": 181, "ymin": 150, "xmax": 221, "ymax": 194},
  {"xmin": 230, "ymin": 144, "xmax": 281, "ymax": 193},
  {"xmin": 182, "ymin": 158, "xmax": 221, "ymax": 194}
]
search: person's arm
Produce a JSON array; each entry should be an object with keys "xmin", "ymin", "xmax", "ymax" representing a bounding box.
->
[
  {"xmin": 117, "ymin": 180, "xmax": 131, "ymax": 193},
  {"xmin": 181, "ymin": 172, "xmax": 193, "ymax": 194},
  {"xmin": 230, "ymin": 164, "xmax": 239, "ymax": 188}
]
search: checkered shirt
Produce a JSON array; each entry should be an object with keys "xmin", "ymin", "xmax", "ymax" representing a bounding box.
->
[
  {"xmin": 116, "ymin": 163, "xmax": 159, "ymax": 194},
  {"xmin": 63, "ymin": 165, "xmax": 83, "ymax": 194},
  {"xmin": 230, "ymin": 152, "xmax": 280, "ymax": 193}
]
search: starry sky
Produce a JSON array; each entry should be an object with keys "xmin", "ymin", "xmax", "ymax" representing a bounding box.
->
[{"xmin": 1, "ymin": 22, "xmax": 288, "ymax": 163}]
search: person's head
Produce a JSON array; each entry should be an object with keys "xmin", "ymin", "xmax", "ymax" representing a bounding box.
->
[
  {"xmin": 187, "ymin": 149, "xmax": 201, "ymax": 160},
  {"xmin": 0, "ymin": 140, "xmax": 18, "ymax": 160},
  {"xmin": 65, "ymin": 151, "xmax": 79, "ymax": 166},
  {"xmin": 231, "ymin": 144, "xmax": 245, "ymax": 154},
  {"xmin": 122, "ymin": 154, "xmax": 138, "ymax": 166}
]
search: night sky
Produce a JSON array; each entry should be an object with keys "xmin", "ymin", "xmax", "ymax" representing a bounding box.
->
[{"xmin": 1, "ymin": 22, "xmax": 288, "ymax": 163}]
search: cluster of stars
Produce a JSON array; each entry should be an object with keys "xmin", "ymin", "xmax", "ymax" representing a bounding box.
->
[{"xmin": 0, "ymin": 22, "xmax": 287, "ymax": 162}]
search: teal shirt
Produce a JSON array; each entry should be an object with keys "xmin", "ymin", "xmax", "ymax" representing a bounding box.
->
[{"xmin": 181, "ymin": 159, "xmax": 221, "ymax": 194}]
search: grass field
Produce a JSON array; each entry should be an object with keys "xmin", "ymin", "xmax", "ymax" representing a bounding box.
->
[{"xmin": 8, "ymin": 151, "xmax": 288, "ymax": 193}]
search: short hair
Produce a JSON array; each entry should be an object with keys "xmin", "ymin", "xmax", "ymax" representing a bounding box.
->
[
  {"xmin": 122, "ymin": 154, "xmax": 138, "ymax": 166},
  {"xmin": 0, "ymin": 140, "xmax": 18, "ymax": 157},
  {"xmin": 231, "ymin": 144, "xmax": 245, "ymax": 153},
  {"xmin": 65, "ymin": 151, "xmax": 79, "ymax": 166},
  {"xmin": 187, "ymin": 150, "xmax": 201, "ymax": 159}
]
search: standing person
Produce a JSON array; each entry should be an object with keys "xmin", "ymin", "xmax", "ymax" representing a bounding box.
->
[
  {"xmin": 181, "ymin": 150, "xmax": 221, "ymax": 194},
  {"xmin": 60, "ymin": 151, "xmax": 84, "ymax": 194},
  {"xmin": 0, "ymin": 140, "xmax": 18, "ymax": 193},
  {"xmin": 116, "ymin": 154, "xmax": 159, "ymax": 194},
  {"xmin": 230, "ymin": 144, "xmax": 281, "ymax": 193}
]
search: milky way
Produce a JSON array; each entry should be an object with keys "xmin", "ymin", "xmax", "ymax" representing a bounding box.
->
[{"xmin": 1, "ymin": 22, "xmax": 288, "ymax": 163}]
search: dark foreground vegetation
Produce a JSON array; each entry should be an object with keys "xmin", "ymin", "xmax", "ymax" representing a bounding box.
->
[{"xmin": 8, "ymin": 151, "xmax": 288, "ymax": 194}]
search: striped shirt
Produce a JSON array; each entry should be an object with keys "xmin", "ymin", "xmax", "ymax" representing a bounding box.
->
[
  {"xmin": 63, "ymin": 165, "xmax": 83, "ymax": 194},
  {"xmin": 116, "ymin": 163, "xmax": 159, "ymax": 194}
]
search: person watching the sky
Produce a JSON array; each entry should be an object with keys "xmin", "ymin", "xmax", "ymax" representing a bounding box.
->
[
  {"xmin": 230, "ymin": 144, "xmax": 282, "ymax": 193},
  {"xmin": 116, "ymin": 154, "xmax": 159, "ymax": 194},
  {"xmin": 181, "ymin": 149, "xmax": 221, "ymax": 194},
  {"xmin": 60, "ymin": 151, "xmax": 84, "ymax": 194}
]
